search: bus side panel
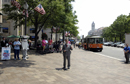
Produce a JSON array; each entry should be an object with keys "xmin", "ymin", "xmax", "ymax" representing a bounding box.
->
[{"xmin": 89, "ymin": 44, "xmax": 103, "ymax": 49}]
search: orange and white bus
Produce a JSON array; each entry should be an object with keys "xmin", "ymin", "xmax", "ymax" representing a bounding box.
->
[{"xmin": 83, "ymin": 36, "xmax": 103, "ymax": 52}]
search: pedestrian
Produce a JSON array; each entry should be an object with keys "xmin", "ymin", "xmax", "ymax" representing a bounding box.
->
[
  {"xmin": 13, "ymin": 38, "xmax": 21, "ymax": 60},
  {"xmin": 48, "ymin": 38, "xmax": 53, "ymax": 51},
  {"xmin": 28, "ymin": 39, "xmax": 31, "ymax": 50},
  {"xmin": 42, "ymin": 38, "xmax": 46, "ymax": 52},
  {"xmin": 62, "ymin": 39, "xmax": 73, "ymax": 70},
  {"xmin": 124, "ymin": 43, "xmax": 130, "ymax": 64},
  {"xmin": 73, "ymin": 41, "xmax": 76, "ymax": 48},
  {"xmin": 1, "ymin": 37, "xmax": 8, "ymax": 47},
  {"xmin": 45, "ymin": 39, "xmax": 48, "ymax": 49},
  {"xmin": 58, "ymin": 38, "xmax": 62, "ymax": 53}
]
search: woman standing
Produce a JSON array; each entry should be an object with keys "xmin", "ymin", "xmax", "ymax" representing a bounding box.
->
[
  {"xmin": 13, "ymin": 38, "xmax": 21, "ymax": 60},
  {"xmin": 42, "ymin": 38, "xmax": 46, "ymax": 52}
]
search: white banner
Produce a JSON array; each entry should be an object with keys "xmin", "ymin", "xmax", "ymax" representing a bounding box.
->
[{"xmin": 1, "ymin": 47, "xmax": 11, "ymax": 60}]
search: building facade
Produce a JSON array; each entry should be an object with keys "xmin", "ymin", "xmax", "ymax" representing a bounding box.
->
[
  {"xmin": 0, "ymin": 0, "xmax": 62, "ymax": 42},
  {"xmin": 88, "ymin": 22, "xmax": 105, "ymax": 36}
]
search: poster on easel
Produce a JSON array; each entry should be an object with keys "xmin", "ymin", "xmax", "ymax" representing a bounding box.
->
[{"xmin": 1, "ymin": 47, "xmax": 11, "ymax": 60}]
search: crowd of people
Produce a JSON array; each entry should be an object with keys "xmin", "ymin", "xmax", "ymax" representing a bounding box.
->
[
  {"xmin": 40, "ymin": 38, "xmax": 76, "ymax": 53},
  {"xmin": 0, "ymin": 37, "xmax": 76, "ymax": 70},
  {"xmin": 0, "ymin": 37, "xmax": 31, "ymax": 60}
]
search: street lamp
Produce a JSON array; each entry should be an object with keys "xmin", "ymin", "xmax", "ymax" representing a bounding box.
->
[
  {"xmin": 51, "ymin": 26, "xmax": 53, "ymax": 40},
  {"xmin": 56, "ymin": 27, "xmax": 60, "ymax": 45},
  {"xmin": 23, "ymin": 1, "xmax": 29, "ymax": 35}
]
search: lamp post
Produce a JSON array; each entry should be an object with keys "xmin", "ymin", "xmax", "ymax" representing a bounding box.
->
[
  {"xmin": 23, "ymin": 1, "xmax": 29, "ymax": 35},
  {"xmin": 56, "ymin": 27, "xmax": 60, "ymax": 45},
  {"xmin": 51, "ymin": 26, "xmax": 53, "ymax": 40}
]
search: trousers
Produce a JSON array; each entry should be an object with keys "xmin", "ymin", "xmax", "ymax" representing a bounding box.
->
[
  {"xmin": 63, "ymin": 54, "xmax": 70, "ymax": 68},
  {"xmin": 125, "ymin": 53, "xmax": 130, "ymax": 62}
]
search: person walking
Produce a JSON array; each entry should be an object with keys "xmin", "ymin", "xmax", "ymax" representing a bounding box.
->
[
  {"xmin": 62, "ymin": 39, "xmax": 73, "ymax": 70},
  {"xmin": 13, "ymin": 38, "xmax": 21, "ymax": 60},
  {"xmin": 1, "ymin": 37, "xmax": 8, "ymax": 47},
  {"xmin": 124, "ymin": 43, "xmax": 130, "ymax": 64},
  {"xmin": 42, "ymin": 38, "xmax": 46, "ymax": 52},
  {"xmin": 73, "ymin": 41, "xmax": 76, "ymax": 48}
]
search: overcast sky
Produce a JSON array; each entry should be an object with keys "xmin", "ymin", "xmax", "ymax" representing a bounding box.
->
[{"xmin": 72, "ymin": 0, "xmax": 130, "ymax": 37}]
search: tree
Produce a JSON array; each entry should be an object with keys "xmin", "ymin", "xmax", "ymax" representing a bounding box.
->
[{"xmin": 2, "ymin": 0, "xmax": 79, "ymax": 46}]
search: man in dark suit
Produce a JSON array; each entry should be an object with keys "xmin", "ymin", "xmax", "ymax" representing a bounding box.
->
[
  {"xmin": 62, "ymin": 39, "xmax": 73, "ymax": 70},
  {"xmin": 1, "ymin": 37, "xmax": 8, "ymax": 47}
]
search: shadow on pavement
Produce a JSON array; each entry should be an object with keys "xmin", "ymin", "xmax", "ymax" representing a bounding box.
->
[
  {"xmin": 0, "ymin": 59, "xmax": 36, "ymax": 69},
  {"xmin": 0, "ymin": 70, "xmax": 3, "ymax": 75},
  {"xmin": 55, "ymin": 68, "xmax": 63, "ymax": 71}
]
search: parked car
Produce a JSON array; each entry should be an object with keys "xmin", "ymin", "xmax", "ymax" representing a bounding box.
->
[
  {"xmin": 111, "ymin": 42, "xmax": 115, "ymax": 47},
  {"xmin": 103, "ymin": 42, "xmax": 109, "ymax": 46},
  {"xmin": 104, "ymin": 42, "xmax": 113, "ymax": 46},
  {"xmin": 112, "ymin": 42, "xmax": 122, "ymax": 47},
  {"xmin": 117, "ymin": 43, "xmax": 125, "ymax": 48}
]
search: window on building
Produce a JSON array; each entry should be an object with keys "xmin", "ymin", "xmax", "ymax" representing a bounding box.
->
[
  {"xmin": 5, "ymin": 0, "xmax": 7, "ymax": 2},
  {"xmin": 2, "ymin": 27, "xmax": 8, "ymax": 33},
  {"xmin": 30, "ymin": 28, "xmax": 35, "ymax": 33},
  {"xmin": 3, "ymin": 19, "xmax": 7, "ymax": 23},
  {"xmin": 8, "ymin": 0, "xmax": 10, "ymax": 2}
]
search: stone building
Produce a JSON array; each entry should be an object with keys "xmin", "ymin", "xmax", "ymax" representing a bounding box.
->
[
  {"xmin": 88, "ymin": 22, "xmax": 105, "ymax": 36},
  {"xmin": 0, "ymin": 0, "xmax": 62, "ymax": 41}
]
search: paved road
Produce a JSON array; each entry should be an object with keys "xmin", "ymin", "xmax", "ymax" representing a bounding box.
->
[{"xmin": 94, "ymin": 46, "xmax": 124, "ymax": 60}]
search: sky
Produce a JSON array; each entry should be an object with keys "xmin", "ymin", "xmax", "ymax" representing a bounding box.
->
[{"xmin": 72, "ymin": 0, "xmax": 130, "ymax": 37}]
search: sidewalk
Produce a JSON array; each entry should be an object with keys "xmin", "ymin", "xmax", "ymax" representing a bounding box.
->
[{"xmin": 0, "ymin": 48, "xmax": 130, "ymax": 84}]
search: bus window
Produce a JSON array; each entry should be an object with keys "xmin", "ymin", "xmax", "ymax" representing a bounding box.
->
[
  {"xmin": 95, "ymin": 38, "xmax": 103, "ymax": 44},
  {"xmin": 89, "ymin": 38, "xmax": 95, "ymax": 44}
]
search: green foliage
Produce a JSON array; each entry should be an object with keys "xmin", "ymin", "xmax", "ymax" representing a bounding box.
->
[
  {"xmin": 77, "ymin": 35, "xmax": 81, "ymax": 40},
  {"xmin": 102, "ymin": 14, "xmax": 130, "ymax": 42},
  {"xmin": 2, "ymin": 0, "xmax": 79, "ymax": 46}
]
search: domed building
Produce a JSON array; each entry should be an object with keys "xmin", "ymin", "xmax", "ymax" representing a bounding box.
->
[{"xmin": 88, "ymin": 22, "xmax": 105, "ymax": 36}]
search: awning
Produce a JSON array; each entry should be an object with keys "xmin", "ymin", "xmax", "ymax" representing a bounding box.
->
[
  {"xmin": 0, "ymin": 13, "xmax": 3, "ymax": 15},
  {"xmin": 31, "ymin": 36, "xmax": 35, "ymax": 38},
  {"xmin": 30, "ymin": 28, "xmax": 35, "ymax": 30},
  {"xmin": 2, "ymin": 27, "xmax": 8, "ymax": 30}
]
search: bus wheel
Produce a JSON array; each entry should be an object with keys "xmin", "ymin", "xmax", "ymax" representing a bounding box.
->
[{"xmin": 99, "ymin": 50, "xmax": 102, "ymax": 52}]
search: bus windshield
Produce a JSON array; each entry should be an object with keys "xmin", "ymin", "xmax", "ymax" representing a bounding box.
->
[{"xmin": 95, "ymin": 38, "xmax": 103, "ymax": 44}]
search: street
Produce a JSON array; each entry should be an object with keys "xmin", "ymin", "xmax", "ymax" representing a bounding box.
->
[
  {"xmin": 0, "ymin": 47, "xmax": 130, "ymax": 84},
  {"xmin": 93, "ymin": 46, "xmax": 125, "ymax": 60}
]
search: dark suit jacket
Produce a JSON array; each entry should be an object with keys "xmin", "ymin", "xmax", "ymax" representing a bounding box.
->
[
  {"xmin": 1, "ymin": 40, "xmax": 8, "ymax": 47},
  {"xmin": 62, "ymin": 43, "xmax": 73, "ymax": 56}
]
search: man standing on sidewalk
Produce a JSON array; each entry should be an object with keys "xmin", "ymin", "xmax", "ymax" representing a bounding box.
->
[
  {"xmin": 62, "ymin": 39, "xmax": 73, "ymax": 70},
  {"xmin": 124, "ymin": 43, "xmax": 130, "ymax": 64}
]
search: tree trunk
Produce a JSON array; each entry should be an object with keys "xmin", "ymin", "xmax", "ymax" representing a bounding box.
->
[
  {"xmin": 120, "ymin": 34, "xmax": 121, "ymax": 42},
  {"xmin": 35, "ymin": 24, "xmax": 38, "ymax": 47}
]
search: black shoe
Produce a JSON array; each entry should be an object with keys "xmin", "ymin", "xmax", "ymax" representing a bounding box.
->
[
  {"xmin": 62, "ymin": 67, "xmax": 65, "ymax": 69},
  {"xmin": 63, "ymin": 68, "xmax": 67, "ymax": 70},
  {"xmin": 68, "ymin": 67, "xmax": 70, "ymax": 69},
  {"xmin": 125, "ymin": 62, "xmax": 128, "ymax": 64}
]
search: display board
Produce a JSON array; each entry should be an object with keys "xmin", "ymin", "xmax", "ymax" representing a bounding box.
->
[{"xmin": 1, "ymin": 47, "xmax": 11, "ymax": 60}]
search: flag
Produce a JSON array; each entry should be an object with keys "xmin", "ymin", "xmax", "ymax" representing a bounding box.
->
[
  {"xmin": 65, "ymin": 31, "xmax": 67, "ymax": 36},
  {"xmin": 68, "ymin": 31, "xmax": 70, "ymax": 36},
  {"xmin": 34, "ymin": 4, "xmax": 46, "ymax": 15},
  {"xmin": 11, "ymin": 0, "xmax": 21, "ymax": 10},
  {"xmin": 23, "ymin": 10, "xmax": 28, "ymax": 17},
  {"xmin": 53, "ymin": 27, "xmax": 56, "ymax": 33}
]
